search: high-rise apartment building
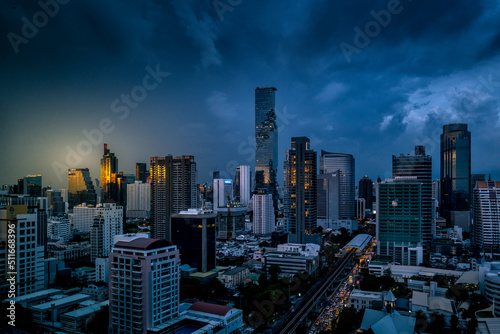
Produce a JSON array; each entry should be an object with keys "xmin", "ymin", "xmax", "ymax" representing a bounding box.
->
[
  {"xmin": 317, "ymin": 171, "xmax": 340, "ymax": 229},
  {"xmin": 320, "ymin": 151, "xmax": 355, "ymax": 219},
  {"xmin": 90, "ymin": 203, "xmax": 123, "ymax": 262},
  {"xmin": 284, "ymin": 137, "xmax": 317, "ymax": 244},
  {"xmin": 126, "ymin": 181, "xmax": 150, "ymax": 218},
  {"xmin": 68, "ymin": 168, "xmax": 97, "ymax": 209},
  {"xmin": 150, "ymin": 156, "xmax": 173, "ymax": 240},
  {"xmin": 376, "ymin": 178, "xmax": 424, "ymax": 265},
  {"xmin": 0, "ymin": 205, "xmax": 45, "ymax": 297},
  {"xmin": 213, "ymin": 179, "xmax": 233, "ymax": 209},
  {"xmin": 473, "ymin": 181, "xmax": 500, "ymax": 253},
  {"xmin": 72, "ymin": 204, "xmax": 98, "ymax": 234},
  {"xmin": 358, "ymin": 176, "xmax": 374, "ymax": 211},
  {"xmin": 392, "ymin": 145, "xmax": 433, "ymax": 253},
  {"xmin": 100, "ymin": 144, "xmax": 119, "ymax": 203},
  {"xmin": 253, "ymin": 191, "xmax": 275, "ymax": 234},
  {"xmin": 172, "ymin": 155, "xmax": 198, "ymax": 213},
  {"xmin": 441, "ymin": 123, "xmax": 471, "ymax": 222},
  {"xmin": 109, "ymin": 238, "xmax": 180, "ymax": 333},
  {"xmin": 235, "ymin": 165, "xmax": 251, "ymax": 206}
]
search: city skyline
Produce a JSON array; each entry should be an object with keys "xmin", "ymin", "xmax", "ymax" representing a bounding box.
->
[{"xmin": 2, "ymin": 1, "xmax": 500, "ymax": 189}]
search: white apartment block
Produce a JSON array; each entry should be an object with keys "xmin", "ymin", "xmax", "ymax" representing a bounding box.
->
[
  {"xmin": 127, "ymin": 181, "xmax": 150, "ymax": 218},
  {"xmin": 109, "ymin": 238, "xmax": 180, "ymax": 334},
  {"xmin": 71, "ymin": 204, "xmax": 97, "ymax": 234},
  {"xmin": 253, "ymin": 193, "xmax": 275, "ymax": 234},
  {"xmin": 91, "ymin": 203, "xmax": 123, "ymax": 262},
  {"xmin": 47, "ymin": 218, "xmax": 72, "ymax": 242}
]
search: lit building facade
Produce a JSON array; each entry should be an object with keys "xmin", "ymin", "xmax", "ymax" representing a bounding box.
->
[
  {"xmin": 253, "ymin": 191, "xmax": 275, "ymax": 234},
  {"xmin": 284, "ymin": 137, "xmax": 317, "ymax": 244},
  {"xmin": 100, "ymin": 144, "xmax": 119, "ymax": 203},
  {"xmin": 150, "ymin": 156, "xmax": 173, "ymax": 240},
  {"xmin": 68, "ymin": 168, "xmax": 97, "ymax": 209},
  {"xmin": 172, "ymin": 155, "xmax": 198, "ymax": 214}
]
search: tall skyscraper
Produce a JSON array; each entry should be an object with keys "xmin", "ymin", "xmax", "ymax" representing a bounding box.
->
[
  {"xmin": 100, "ymin": 144, "xmax": 118, "ymax": 203},
  {"xmin": 393, "ymin": 146, "xmax": 433, "ymax": 253},
  {"xmin": 255, "ymin": 87, "xmax": 279, "ymax": 216},
  {"xmin": 172, "ymin": 155, "xmax": 198, "ymax": 213},
  {"xmin": 171, "ymin": 209, "xmax": 216, "ymax": 272},
  {"xmin": 235, "ymin": 165, "xmax": 251, "ymax": 206},
  {"xmin": 473, "ymin": 181, "xmax": 500, "ymax": 253},
  {"xmin": 376, "ymin": 178, "xmax": 424, "ymax": 265},
  {"xmin": 317, "ymin": 171, "xmax": 340, "ymax": 229},
  {"xmin": 213, "ymin": 179, "xmax": 233, "ymax": 209},
  {"xmin": 440, "ymin": 123, "xmax": 471, "ymax": 223},
  {"xmin": 68, "ymin": 168, "xmax": 97, "ymax": 209},
  {"xmin": 135, "ymin": 163, "xmax": 148, "ymax": 183},
  {"xmin": 320, "ymin": 151, "xmax": 355, "ymax": 219},
  {"xmin": 284, "ymin": 137, "xmax": 317, "ymax": 244},
  {"xmin": 358, "ymin": 176, "xmax": 374, "ymax": 211},
  {"xmin": 253, "ymin": 190, "xmax": 275, "ymax": 234},
  {"xmin": 109, "ymin": 238, "xmax": 180, "ymax": 333},
  {"xmin": 24, "ymin": 174, "xmax": 42, "ymax": 197},
  {"xmin": 150, "ymin": 156, "xmax": 173, "ymax": 240}
]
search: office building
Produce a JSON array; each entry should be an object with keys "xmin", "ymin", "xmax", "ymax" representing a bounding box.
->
[
  {"xmin": 47, "ymin": 189, "xmax": 65, "ymax": 216},
  {"xmin": 24, "ymin": 174, "xmax": 42, "ymax": 197},
  {"xmin": 213, "ymin": 178, "xmax": 233, "ymax": 209},
  {"xmin": 136, "ymin": 162, "xmax": 148, "ymax": 183},
  {"xmin": 376, "ymin": 178, "xmax": 424, "ymax": 266},
  {"xmin": 253, "ymin": 191, "xmax": 275, "ymax": 234},
  {"xmin": 440, "ymin": 123, "xmax": 471, "ymax": 223},
  {"xmin": 172, "ymin": 155, "xmax": 198, "ymax": 213},
  {"xmin": 126, "ymin": 181, "xmax": 150, "ymax": 218},
  {"xmin": 100, "ymin": 144, "xmax": 119, "ymax": 203},
  {"xmin": 392, "ymin": 145, "xmax": 433, "ymax": 253},
  {"xmin": 0, "ymin": 205, "xmax": 45, "ymax": 297},
  {"xmin": 284, "ymin": 137, "xmax": 317, "ymax": 244},
  {"xmin": 171, "ymin": 209, "xmax": 216, "ymax": 272},
  {"xmin": 317, "ymin": 171, "xmax": 340, "ymax": 229},
  {"xmin": 47, "ymin": 218, "xmax": 72, "ymax": 242},
  {"xmin": 359, "ymin": 176, "xmax": 374, "ymax": 211},
  {"xmin": 320, "ymin": 151, "xmax": 355, "ymax": 219},
  {"xmin": 235, "ymin": 165, "xmax": 251, "ymax": 206},
  {"xmin": 68, "ymin": 168, "xmax": 97, "ymax": 209},
  {"xmin": 473, "ymin": 181, "xmax": 500, "ymax": 253},
  {"xmin": 109, "ymin": 238, "xmax": 180, "ymax": 333},
  {"xmin": 255, "ymin": 87, "xmax": 278, "ymax": 189},
  {"xmin": 150, "ymin": 156, "xmax": 173, "ymax": 240},
  {"xmin": 90, "ymin": 203, "xmax": 123, "ymax": 261}
]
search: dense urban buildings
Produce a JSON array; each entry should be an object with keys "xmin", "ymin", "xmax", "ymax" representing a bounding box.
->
[
  {"xmin": 440, "ymin": 123, "xmax": 471, "ymax": 224},
  {"xmin": 320, "ymin": 151, "xmax": 355, "ymax": 220},
  {"xmin": 24, "ymin": 174, "xmax": 42, "ymax": 197},
  {"xmin": 108, "ymin": 238, "xmax": 180, "ymax": 333},
  {"xmin": 212, "ymin": 178, "xmax": 233, "ymax": 209},
  {"xmin": 473, "ymin": 181, "xmax": 500, "ymax": 253},
  {"xmin": 392, "ymin": 145, "xmax": 433, "ymax": 253},
  {"xmin": 100, "ymin": 144, "xmax": 119, "ymax": 203},
  {"xmin": 68, "ymin": 168, "xmax": 97, "ymax": 209},
  {"xmin": 90, "ymin": 203, "xmax": 123, "ymax": 261},
  {"xmin": 284, "ymin": 136, "xmax": 318, "ymax": 244}
]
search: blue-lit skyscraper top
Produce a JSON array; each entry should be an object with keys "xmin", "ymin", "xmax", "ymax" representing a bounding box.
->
[{"xmin": 255, "ymin": 87, "xmax": 278, "ymax": 188}]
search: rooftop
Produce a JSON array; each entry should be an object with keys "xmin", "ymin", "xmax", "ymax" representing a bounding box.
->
[
  {"xmin": 61, "ymin": 301, "xmax": 108, "ymax": 319},
  {"xmin": 189, "ymin": 302, "xmax": 233, "ymax": 317},
  {"xmin": 114, "ymin": 238, "xmax": 173, "ymax": 250},
  {"xmin": 342, "ymin": 234, "xmax": 372, "ymax": 251}
]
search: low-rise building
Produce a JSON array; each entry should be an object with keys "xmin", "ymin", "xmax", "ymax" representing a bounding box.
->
[
  {"xmin": 60, "ymin": 300, "xmax": 108, "ymax": 333},
  {"xmin": 81, "ymin": 282, "xmax": 108, "ymax": 301},
  {"xmin": 349, "ymin": 290, "xmax": 383, "ymax": 310},
  {"xmin": 218, "ymin": 267, "xmax": 250, "ymax": 288}
]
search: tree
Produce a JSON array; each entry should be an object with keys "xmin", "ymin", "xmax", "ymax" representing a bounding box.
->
[
  {"xmin": 414, "ymin": 310, "xmax": 428, "ymax": 334},
  {"xmin": 428, "ymin": 312, "xmax": 446, "ymax": 334},
  {"xmin": 449, "ymin": 314, "xmax": 460, "ymax": 334},
  {"xmin": 269, "ymin": 265, "xmax": 281, "ymax": 284},
  {"xmin": 259, "ymin": 241, "xmax": 270, "ymax": 248}
]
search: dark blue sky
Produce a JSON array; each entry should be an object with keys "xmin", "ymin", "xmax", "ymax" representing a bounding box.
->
[{"xmin": 1, "ymin": 0, "xmax": 500, "ymax": 189}]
